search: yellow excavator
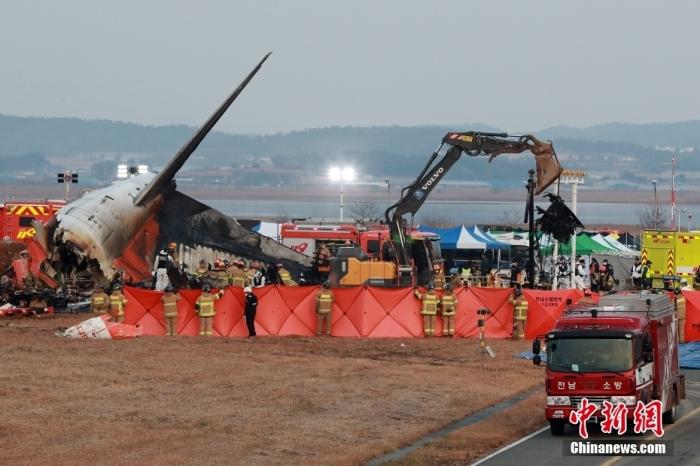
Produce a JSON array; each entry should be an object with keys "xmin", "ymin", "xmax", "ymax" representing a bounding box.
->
[{"xmin": 330, "ymin": 131, "xmax": 562, "ymax": 287}]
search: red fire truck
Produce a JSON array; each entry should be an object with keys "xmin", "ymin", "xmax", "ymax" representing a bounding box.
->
[
  {"xmin": 280, "ymin": 223, "xmax": 358, "ymax": 257},
  {"xmin": 0, "ymin": 200, "xmax": 65, "ymax": 241},
  {"xmin": 534, "ymin": 293, "xmax": 686, "ymax": 435}
]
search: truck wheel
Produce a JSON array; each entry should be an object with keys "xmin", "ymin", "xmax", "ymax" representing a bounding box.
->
[
  {"xmin": 662, "ymin": 389, "xmax": 677, "ymax": 425},
  {"xmin": 550, "ymin": 420, "xmax": 566, "ymax": 436}
]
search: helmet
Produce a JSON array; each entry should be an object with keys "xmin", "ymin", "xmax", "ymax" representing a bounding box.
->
[
  {"xmin": 322, "ymin": 281, "xmax": 331, "ymax": 289},
  {"xmin": 427, "ymin": 283, "xmax": 435, "ymax": 291},
  {"xmin": 223, "ymin": 259, "xmax": 230, "ymax": 266},
  {"xmin": 243, "ymin": 286, "xmax": 252, "ymax": 293},
  {"xmin": 164, "ymin": 285, "xmax": 174, "ymax": 292},
  {"xmin": 202, "ymin": 284, "xmax": 211, "ymax": 292},
  {"xmin": 276, "ymin": 263, "xmax": 284, "ymax": 268},
  {"xmin": 167, "ymin": 242, "xmax": 176, "ymax": 250}
]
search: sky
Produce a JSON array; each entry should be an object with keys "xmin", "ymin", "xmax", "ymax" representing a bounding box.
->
[{"xmin": 1, "ymin": 0, "xmax": 699, "ymax": 135}]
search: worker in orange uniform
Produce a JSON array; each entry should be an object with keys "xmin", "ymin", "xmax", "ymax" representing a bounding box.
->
[
  {"xmin": 433, "ymin": 264, "xmax": 446, "ymax": 291},
  {"xmin": 109, "ymin": 284, "xmax": 128, "ymax": 323},
  {"xmin": 228, "ymin": 260, "xmax": 247, "ymax": 288},
  {"xmin": 161, "ymin": 285, "xmax": 180, "ymax": 336},
  {"xmin": 195, "ymin": 284, "xmax": 223, "ymax": 337},
  {"xmin": 440, "ymin": 283, "xmax": 457, "ymax": 336},
  {"xmin": 316, "ymin": 281, "xmax": 334, "ymax": 336},
  {"xmin": 211, "ymin": 260, "xmax": 228, "ymax": 289},
  {"xmin": 313, "ymin": 244, "xmax": 332, "ymax": 283},
  {"xmin": 414, "ymin": 283, "xmax": 439, "ymax": 337},
  {"xmin": 277, "ymin": 263, "xmax": 296, "ymax": 286},
  {"xmin": 91, "ymin": 285, "xmax": 110, "ymax": 314},
  {"xmin": 509, "ymin": 285, "xmax": 528, "ymax": 340}
]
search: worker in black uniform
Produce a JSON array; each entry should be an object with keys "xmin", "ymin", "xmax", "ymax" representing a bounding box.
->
[{"xmin": 243, "ymin": 286, "xmax": 258, "ymax": 337}]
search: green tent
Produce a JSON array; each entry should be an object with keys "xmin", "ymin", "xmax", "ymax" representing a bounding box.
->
[{"xmin": 541, "ymin": 233, "xmax": 617, "ymax": 255}]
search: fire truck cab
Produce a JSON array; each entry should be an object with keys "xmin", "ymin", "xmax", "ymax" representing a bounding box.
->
[
  {"xmin": 0, "ymin": 200, "xmax": 65, "ymax": 241},
  {"xmin": 534, "ymin": 293, "xmax": 685, "ymax": 435}
]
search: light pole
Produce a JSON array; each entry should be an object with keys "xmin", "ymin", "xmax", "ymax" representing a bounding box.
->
[
  {"xmin": 328, "ymin": 166, "xmax": 355, "ymax": 223},
  {"xmin": 384, "ymin": 177, "xmax": 391, "ymax": 209},
  {"xmin": 651, "ymin": 179, "xmax": 658, "ymax": 229}
]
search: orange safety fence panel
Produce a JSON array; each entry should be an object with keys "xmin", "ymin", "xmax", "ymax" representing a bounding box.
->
[
  {"xmin": 259, "ymin": 285, "xmax": 316, "ymax": 336},
  {"xmin": 123, "ymin": 286, "xmax": 166, "ymax": 335},
  {"xmin": 330, "ymin": 286, "xmax": 365, "ymax": 337},
  {"xmin": 177, "ymin": 289, "xmax": 207, "ymax": 337},
  {"xmin": 212, "ymin": 287, "xmax": 246, "ymax": 337},
  {"xmin": 682, "ymin": 290, "xmax": 700, "ymax": 342},
  {"xmin": 364, "ymin": 286, "xmax": 422, "ymax": 337},
  {"xmin": 454, "ymin": 287, "xmax": 514, "ymax": 339},
  {"xmin": 524, "ymin": 289, "xmax": 581, "ymax": 339}
]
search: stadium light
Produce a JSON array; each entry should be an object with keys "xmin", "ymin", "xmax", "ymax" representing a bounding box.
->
[{"xmin": 328, "ymin": 166, "xmax": 356, "ymax": 222}]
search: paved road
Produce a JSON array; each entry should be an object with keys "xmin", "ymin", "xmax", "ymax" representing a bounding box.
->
[{"xmin": 475, "ymin": 370, "xmax": 700, "ymax": 466}]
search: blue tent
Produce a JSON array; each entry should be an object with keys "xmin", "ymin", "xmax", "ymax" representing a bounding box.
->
[
  {"xmin": 417, "ymin": 225, "xmax": 463, "ymax": 249},
  {"xmin": 467, "ymin": 226, "xmax": 510, "ymax": 250}
]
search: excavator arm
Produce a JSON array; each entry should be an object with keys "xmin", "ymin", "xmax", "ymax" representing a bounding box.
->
[{"xmin": 384, "ymin": 131, "xmax": 562, "ymax": 275}]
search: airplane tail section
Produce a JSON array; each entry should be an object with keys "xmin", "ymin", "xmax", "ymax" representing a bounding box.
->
[{"xmin": 134, "ymin": 52, "xmax": 272, "ymax": 206}]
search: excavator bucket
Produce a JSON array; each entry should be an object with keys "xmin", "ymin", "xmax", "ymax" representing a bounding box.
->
[{"xmin": 529, "ymin": 136, "xmax": 562, "ymax": 194}]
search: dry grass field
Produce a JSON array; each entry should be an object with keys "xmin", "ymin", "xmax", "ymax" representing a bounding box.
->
[{"xmin": 1, "ymin": 314, "xmax": 544, "ymax": 465}]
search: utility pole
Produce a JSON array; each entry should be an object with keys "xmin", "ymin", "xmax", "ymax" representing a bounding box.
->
[
  {"xmin": 560, "ymin": 170, "xmax": 585, "ymax": 288},
  {"xmin": 524, "ymin": 170, "xmax": 536, "ymax": 289},
  {"xmin": 671, "ymin": 154, "xmax": 676, "ymax": 231}
]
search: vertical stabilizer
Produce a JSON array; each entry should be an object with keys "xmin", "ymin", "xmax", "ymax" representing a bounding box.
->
[{"xmin": 134, "ymin": 52, "xmax": 271, "ymax": 206}]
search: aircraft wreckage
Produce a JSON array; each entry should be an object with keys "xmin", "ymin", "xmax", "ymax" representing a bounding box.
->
[{"xmin": 28, "ymin": 52, "xmax": 312, "ymax": 288}]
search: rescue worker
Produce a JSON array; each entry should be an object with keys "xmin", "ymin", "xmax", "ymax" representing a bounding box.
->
[
  {"xmin": 589, "ymin": 257, "xmax": 600, "ymax": 292},
  {"xmin": 266, "ymin": 263, "xmax": 280, "ymax": 285},
  {"xmin": 414, "ymin": 283, "xmax": 439, "ymax": 337},
  {"xmin": 574, "ymin": 258, "xmax": 587, "ymax": 290},
  {"xmin": 440, "ymin": 283, "xmax": 457, "ymax": 337},
  {"xmin": 315, "ymin": 281, "xmax": 334, "ymax": 336},
  {"xmin": 195, "ymin": 284, "xmax": 223, "ymax": 337},
  {"xmin": 161, "ymin": 285, "xmax": 180, "ymax": 336},
  {"xmin": 245, "ymin": 263, "xmax": 257, "ymax": 287},
  {"xmin": 212, "ymin": 260, "xmax": 228, "ymax": 289},
  {"xmin": 459, "ymin": 265, "xmax": 472, "ymax": 286},
  {"xmin": 510, "ymin": 259, "xmax": 522, "ymax": 287},
  {"xmin": 91, "ymin": 285, "xmax": 110, "ymax": 314},
  {"xmin": 631, "ymin": 257, "xmax": 642, "ymax": 290},
  {"xmin": 252, "ymin": 264, "xmax": 267, "ymax": 288},
  {"xmin": 243, "ymin": 286, "xmax": 258, "ymax": 337},
  {"xmin": 487, "ymin": 270, "xmax": 501, "ymax": 288},
  {"xmin": 109, "ymin": 284, "xmax": 128, "ymax": 323},
  {"xmin": 450, "ymin": 272, "xmax": 462, "ymax": 289},
  {"xmin": 600, "ymin": 259, "xmax": 616, "ymax": 291},
  {"xmin": 509, "ymin": 285, "xmax": 528, "ymax": 340},
  {"xmin": 277, "ymin": 263, "xmax": 296, "ymax": 286},
  {"xmin": 479, "ymin": 253, "xmax": 492, "ymax": 285},
  {"xmin": 433, "ymin": 264, "xmax": 446, "ymax": 291},
  {"xmin": 641, "ymin": 260, "xmax": 651, "ymax": 290},
  {"xmin": 313, "ymin": 244, "xmax": 332, "ymax": 282},
  {"xmin": 228, "ymin": 260, "xmax": 247, "ymax": 288},
  {"xmin": 152, "ymin": 243, "xmax": 175, "ymax": 291}
]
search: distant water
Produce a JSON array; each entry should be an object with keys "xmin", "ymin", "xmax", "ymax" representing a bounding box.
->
[{"xmin": 203, "ymin": 199, "xmax": 698, "ymax": 226}]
